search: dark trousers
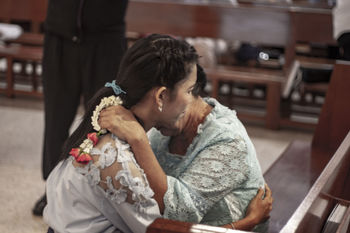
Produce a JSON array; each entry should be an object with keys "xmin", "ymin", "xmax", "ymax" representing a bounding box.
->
[{"xmin": 42, "ymin": 32, "xmax": 126, "ymax": 179}]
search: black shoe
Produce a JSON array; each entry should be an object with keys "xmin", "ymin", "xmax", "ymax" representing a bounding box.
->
[{"xmin": 32, "ymin": 194, "xmax": 47, "ymax": 216}]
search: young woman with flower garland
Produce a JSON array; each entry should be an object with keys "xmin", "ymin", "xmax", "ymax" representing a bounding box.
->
[
  {"xmin": 99, "ymin": 64, "xmax": 272, "ymax": 232},
  {"xmin": 44, "ymin": 34, "xmax": 271, "ymax": 233}
]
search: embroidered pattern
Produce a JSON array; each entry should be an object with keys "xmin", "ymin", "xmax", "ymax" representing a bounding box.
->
[
  {"xmin": 74, "ymin": 135, "xmax": 155, "ymax": 213},
  {"xmin": 163, "ymin": 140, "xmax": 249, "ymax": 222}
]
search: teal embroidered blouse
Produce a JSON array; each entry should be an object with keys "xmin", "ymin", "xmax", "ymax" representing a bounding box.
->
[{"xmin": 148, "ymin": 98, "xmax": 268, "ymax": 232}]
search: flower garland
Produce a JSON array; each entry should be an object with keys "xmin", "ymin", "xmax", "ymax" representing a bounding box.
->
[{"xmin": 69, "ymin": 95, "xmax": 123, "ymax": 164}]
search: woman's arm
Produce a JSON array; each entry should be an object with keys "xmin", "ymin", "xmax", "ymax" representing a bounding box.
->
[
  {"xmin": 127, "ymin": 134, "xmax": 168, "ymax": 212},
  {"xmin": 99, "ymin": 105, "xmax": 168, "ymax": 212}
]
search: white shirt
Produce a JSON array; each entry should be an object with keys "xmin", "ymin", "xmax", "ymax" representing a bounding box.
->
[{"xmin": 44, "ymin": 134, "xmax": 161, "ymax": 233}]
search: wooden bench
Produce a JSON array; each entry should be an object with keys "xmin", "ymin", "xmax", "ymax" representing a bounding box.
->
[
  {"xmin": 0, "ymin": 44, "xmax": 43, "ymax": 97},
  {"xmin": 279, "ymin": 8, "xmax": 337, "ymax": 129},
  {"xmin": 0, "ymin": 0, "xmax": 46, "ymax": 98},
  {"xmin": 280, "ymin": 131, "xmax": 350, "ymax": 233},
  {"xmin": 147, "ymin": 218, "xmax": 239, "ymax": 233},
  {"xmin": 0, "ymin": 0, "xmax": 46, "ymax": 44},
  {"xmin": 264, "ymin": 62, "xmax": 350, "ymax": 232},
  {"xmin": 205, "ymin": 65, "xmax": 283, "ymax": 129}
]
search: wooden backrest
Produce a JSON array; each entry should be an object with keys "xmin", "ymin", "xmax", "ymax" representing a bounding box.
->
[
  {"xmin": 126, "ymin": 0, "xmax": 290, "ymax": 46},
  {"xmin": 290, "ymin": 10, "xmax": 335, "ymax": 45},
  {"xmin": 0, "ymin": 0, "xmax": 11, "ymax": 22},
  {"xmin": 0, "ymin": 0, "xmax": 47, "ymax": 33},
  {"xmin": 284, "ymin": 8, "xmax": 335, "ymax": 70},
  {"xmin": 146, "ymin": 218, "xmax": 239, "ymax": 233},
  {"xmin": 312, "ymin": 62, "xmax": 350, "ymax": 155},
  {"xmin": 281, "ymin": 131, "xmax": 350, "ymax": 233}
]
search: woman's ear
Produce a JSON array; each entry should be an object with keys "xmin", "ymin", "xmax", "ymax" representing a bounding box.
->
[{"xmin": 154, "ymin": 86, "xmax": 167, "ymax": 112}]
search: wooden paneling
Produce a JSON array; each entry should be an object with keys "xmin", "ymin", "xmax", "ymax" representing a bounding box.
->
[{"xmin": 127, "ymin": 0, "xmax": 290, "ymax": 46}]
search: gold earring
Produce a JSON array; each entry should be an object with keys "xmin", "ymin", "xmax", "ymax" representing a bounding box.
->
[{"xmin": 158, "ymin": 105, "xmax": 163, "ymax": 112}]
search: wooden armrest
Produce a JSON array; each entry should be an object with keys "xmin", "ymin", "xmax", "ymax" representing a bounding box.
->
[{"xmin": 147, "ymin": 218, "xmax": 242, "ymax": 233}]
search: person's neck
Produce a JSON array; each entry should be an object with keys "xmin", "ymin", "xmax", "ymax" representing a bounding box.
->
[
  {"xmin": 130, "ymin": 101, "xmax": 155, "ymax": 132},
  {"xmin": 169, "ymin": 97, "xmax": 213, "ymax": 155}
]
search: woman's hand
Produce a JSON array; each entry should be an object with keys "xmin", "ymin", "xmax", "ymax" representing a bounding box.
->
[
  {"xmin": 222, "ymin": 183, "xmax": 273, "ymax": 231},
  {"xmin": 246, "ymin": 183, "xmax": 273, "ymax": 225},
  {"xmin": 98, "ymin": 105, "xmax": 147, "ymax": 144}
]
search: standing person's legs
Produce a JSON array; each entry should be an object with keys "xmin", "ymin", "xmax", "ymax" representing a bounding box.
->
[
  {"xmin": 80, "ymin": 36, "xmax": 127, "ymax": 105},
  {"xmin": 33, "ymin": 33, "xmax": 82, "ymax": 216}
]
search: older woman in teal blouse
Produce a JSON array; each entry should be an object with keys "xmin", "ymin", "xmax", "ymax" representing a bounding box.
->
[
  {"xmin": 99, "ymin": 65, "xmax": 271, "ymax": 232},
  {"xmin": 147, "ymin": 97, "xmax": 267, "ymax": 231}
]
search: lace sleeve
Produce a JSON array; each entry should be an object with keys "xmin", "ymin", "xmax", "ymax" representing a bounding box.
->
[
  {"xmin": 73, "ymin": 134, "xmax": 160, "ymax": 233},
  {"xmin": 163, "ymin": 137, "xmax": 249, "ymax": 223}
]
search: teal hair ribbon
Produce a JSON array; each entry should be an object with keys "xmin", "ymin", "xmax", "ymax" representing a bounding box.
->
[{"xmin": 105, "ymin": 80, "xmax": 126, "ymax": 95}]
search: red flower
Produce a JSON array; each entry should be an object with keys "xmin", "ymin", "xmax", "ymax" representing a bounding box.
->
[
  {"xmin": 77, "ymin": 153, "xmax": 93, "ymax": 164},
  {"xmin": 87, "ymin": 132, "xmax": 99, "ymax": 146},
  {"xmin": 69, "ymin": 148, "xmax": 80, "ymax": 159}
]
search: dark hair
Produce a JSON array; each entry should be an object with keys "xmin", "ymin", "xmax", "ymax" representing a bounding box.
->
[
  {"xmin": 192, "ymin": 64, "xmax": 208, "ymax": 97},
  {"xmin": 60, "ymin": 34, "xmax": 198, "ymax": 160},
  {"xmin": 117, "ymin": 34, "xmax": 198, "ymax": 107}
]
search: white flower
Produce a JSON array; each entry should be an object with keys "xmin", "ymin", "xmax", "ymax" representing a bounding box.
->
[
  {"xmin": 91, "ymin": 96, "xmax": 123, "ymax": 132},
  {"xmin": 81, "ymin": 139, "xmax": 93, "ymax": 154}
]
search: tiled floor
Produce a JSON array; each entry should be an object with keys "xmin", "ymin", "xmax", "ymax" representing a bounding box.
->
[{"xmin": 0, "ymin": 95, "xmax": 313, "ymax": 233}]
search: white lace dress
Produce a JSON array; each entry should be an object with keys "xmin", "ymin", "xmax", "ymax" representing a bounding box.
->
[
  {"xmin": 43, "ymin": 134, "xmax": 160, "ymax": 233},
  {"xmin": 148, "ymin": 97, "xmax": 268, "ymax": 232}
]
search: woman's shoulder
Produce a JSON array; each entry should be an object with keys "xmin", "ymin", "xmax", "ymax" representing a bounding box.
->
[
  {"xmin": 202, "ymin": 97, "xmax": 239, "ymax": 127},
  {"xmin": 70, "ymin": 133, "xmax": 157, "ymax": 207},
  {"xmin": 191, "ymin": 98, "xmax": 255, "ymax": 156},
  {"xmin": 199, "ymin": 98, "xmax": 245, "ymax": 139},
  {"xmin": 70, "ymin": 133, "xmax": 129, "ymax": 169},
  {"xmin": 68, "ymin": 133, "xmax": 135, "ymax": 186}
]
